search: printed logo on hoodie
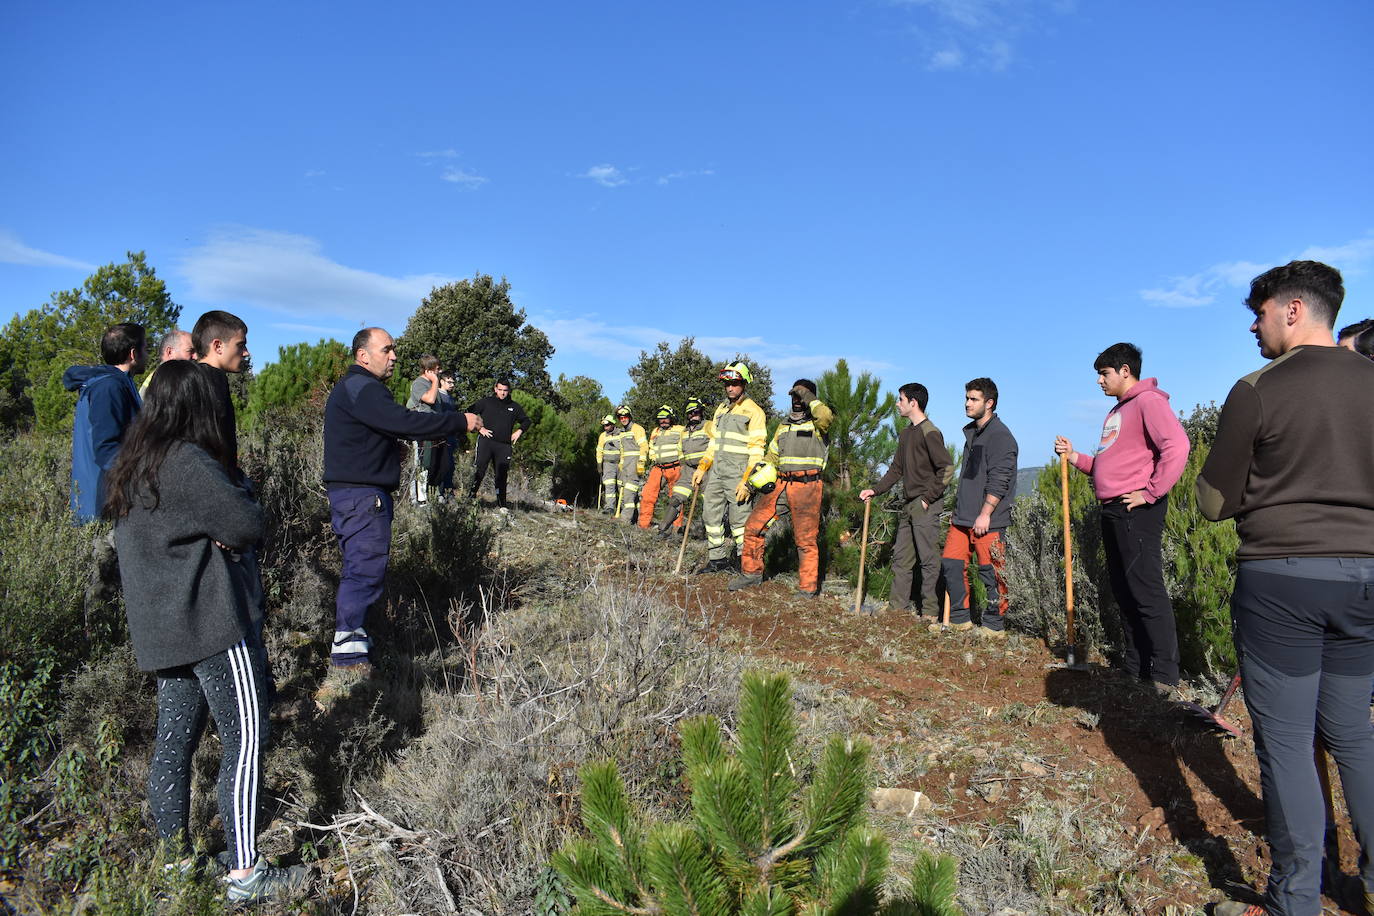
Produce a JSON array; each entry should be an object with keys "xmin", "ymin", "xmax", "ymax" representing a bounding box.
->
[{"xmin": 1095, "ymin": 412, "xmax": 1121, "ymax": 455}]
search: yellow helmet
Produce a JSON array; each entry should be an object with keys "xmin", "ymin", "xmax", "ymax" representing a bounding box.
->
[
  {"xmin": 719, "ymin": 361, "xmax": 752, "ymax": 385},
  {"xmin": 684, "ymin": 396, "xmax": 706, "ymax": 416},
  {"xmin": 747, "ymin": 462, "xmax": 777, "ymax": 493},
  {"xmin": 655, "ymin": 404, "xmax": 676, "ymax": 420},
  {"xmin": 615, "ymin": 405, "xmax": 632, "ymax": 417},
  {"xmin": 600, "ymin": 414, "xmax": 614, "ymax": 427}
]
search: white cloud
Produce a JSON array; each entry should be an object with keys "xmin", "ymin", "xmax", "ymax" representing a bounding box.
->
[
  {"xmin": 1298, "ymin": 236, "xmax": 1374, "ymax": 274},
  {"xmin": 1142, "ymin": 234, "xmax": 1374, "ymax": 308},
  {"xmin": 0, "ymin": 229, "xmax": 95, "ymax": 271},
  {"xmin": 657, "ymin": 168, "xmax": 716, "ymax": 186},
  {"xmin": 534, "ymin": 314, "xmax": 894, "ymax": 380},
  {"xmin": 415, "ymin": 149, "xmax": 460, "ymax": 159},
  {"xmin": 304, "ymin": 169, "xmax": 326, "ymax": 178},
  {"xmin": 582, "ymin": 164, "xmax": 629, "ymax": 188},
  {"xmin": 892, "ymin": 0, "xmax": 1066, "ymax": 71},
  {"xmin": 928, "ymin": 47, "xmax": 964, "ymax": 70},
  {"xmin": 179, "ymin": 227, "xmax": 456, "ymax": 323},
  {"xmin": 440, "ymin": 166, "xmax": 488, "ymax": 188}
]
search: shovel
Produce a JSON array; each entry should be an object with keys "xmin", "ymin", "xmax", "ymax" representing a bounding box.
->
[
  {"xmin": 673, "ymin": 485, "xmax": 700, "ymax": 575},
  {"xmin": 1180, "ymin": 670, "xmax": 1243, "ymax": 738},
  {"xmin": 1051, "ymin": 453, "xmax": 1088, "ymax": 670},
  {"xmin": 853, "ymin": 498, "xmax": 872, "ymax": 614}
]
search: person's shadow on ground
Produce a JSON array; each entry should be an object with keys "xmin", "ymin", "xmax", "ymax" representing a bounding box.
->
[{"xmin": 1044, "ymin": 666, "xmax": 1264, "ymax": 901}]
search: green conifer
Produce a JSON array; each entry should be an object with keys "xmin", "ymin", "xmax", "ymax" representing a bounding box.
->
[{"xmin": 552, "ymin": 671, "xmax": 960, "ymax": 915}]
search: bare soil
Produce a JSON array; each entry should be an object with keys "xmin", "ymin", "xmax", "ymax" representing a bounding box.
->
[{"xmin": 562, "ymin": 513, "xmax": 1364, "ymax": 915}]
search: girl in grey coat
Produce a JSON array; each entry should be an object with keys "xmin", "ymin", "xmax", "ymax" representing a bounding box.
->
[{"xmin": 104, "ymin": 359, "xmax": 305, "ymax": 904}]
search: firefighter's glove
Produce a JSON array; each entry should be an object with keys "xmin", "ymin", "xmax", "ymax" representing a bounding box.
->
[
  {"xmin": 636, "ymin": 461, "xmax": 646, "ymax": 477},
  {"xmin": 734, "ymin": 480, "xmax": 751, "ymax": 504},
  {"xmin": 789, "ymin": 384, "xmax": 813, "ymax": 402},
  {"xmin": 692, "ymin": 466, "xmax": 707, "ymax": 487}
]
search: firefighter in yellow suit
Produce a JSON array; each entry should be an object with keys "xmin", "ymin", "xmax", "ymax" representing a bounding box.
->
[
  {"xmin": 692, "ymin": 363, "xmax": 767, "ymax": 573},
  {"xmin": 594, "ymin": 415, "xmax": 620, "ymax": 512},
  {"xmin": 613, "ymin": 405, "xmax": 649, "ymax": 523},
  {"xmin": 637, "ymin": 405, "xmax": 685, "ymax": 530},
  {"xmin": 730, "ymin": 379, "xmax": 833, "ymax": 597},
  {"xmin": 658, "ymin": 397, "xmax": 712, "ymax": 539}
]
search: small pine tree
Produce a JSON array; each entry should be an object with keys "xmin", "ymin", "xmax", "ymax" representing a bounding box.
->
[{"xmin": 553, "ymin": 672, "xmax": 953, "ymax": 915}]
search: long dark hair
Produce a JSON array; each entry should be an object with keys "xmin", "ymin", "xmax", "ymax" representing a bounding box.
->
[{"xmin": 104, "ymin": 361, "xmax": 235, "ymax": 519}]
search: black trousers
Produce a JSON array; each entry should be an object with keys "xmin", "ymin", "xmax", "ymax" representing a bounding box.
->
[
  {"xmin": 1100, "ymin": 494, "xmax": 1179, "ymax": 685},
  {"xmin": 470, "ymin": 439, "xmax": 513, "ymax": 503}
]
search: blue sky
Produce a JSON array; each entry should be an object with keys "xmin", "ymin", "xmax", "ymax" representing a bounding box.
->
[{"xmin": 4, "ymin": 0, "xmax": 1372, "ymax": 467}]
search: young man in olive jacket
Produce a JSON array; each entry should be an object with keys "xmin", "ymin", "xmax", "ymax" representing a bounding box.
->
[{"xmin": 860, "ymin": 382, "xmax": 953, "ymax": 617}]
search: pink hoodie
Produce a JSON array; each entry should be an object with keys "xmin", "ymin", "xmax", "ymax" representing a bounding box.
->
[{"xmin": 1072, "ymin": 378, "xmax": 1190, "ymax": 502}]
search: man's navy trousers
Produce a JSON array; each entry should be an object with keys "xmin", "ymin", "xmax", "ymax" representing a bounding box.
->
[{"xmin": 328, "ymin": 485, "xmax": 393, "ymax": 665}]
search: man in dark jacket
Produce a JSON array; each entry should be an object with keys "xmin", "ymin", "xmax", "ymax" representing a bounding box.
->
[
  {"xmin": 936, "ymin": 377, "xmax": 1018, "ymax": 636},
  {"xmin": 62, "ymin": 322, "xmax": 147, "ymax": 522},
  {"xmin": 467, "ymin": 379, "xmax": 530, "ymax": 509},
  {"xmin": 322, "ymin": 328, "xmax": 480, "ymax": 676}
]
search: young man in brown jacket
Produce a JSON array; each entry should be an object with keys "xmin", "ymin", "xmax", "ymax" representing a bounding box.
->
[{"xmin": 860, "ymin": 383, "xmax": 953, "ymax": 617}]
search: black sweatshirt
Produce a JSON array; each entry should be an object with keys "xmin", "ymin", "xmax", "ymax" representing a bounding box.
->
[
  {"xmin": 467, "ymin": 395, "xmax": 530, "ymax": 444},
  {"xmin": 324, "ymin": 365, "xmax": 469, "ymax": 489},
  {"xmin": 1197, "ymin": 345, "xmax": 1374, "ymax": 559}
]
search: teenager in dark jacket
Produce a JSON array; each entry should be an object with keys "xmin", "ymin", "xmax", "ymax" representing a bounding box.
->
[
  {"xmin": 937, "ymin": 377, "xmax": 1018, "ymax": 636},
  {"xmin": 62, "ymin": 322, "xmax": 147, "ymax": 522},
  {"xmin": 321, "ymin": 328, "xmax": 480, "ymax": 680},
  {"xmin": 105, "ymin": 360, "xmax": 307, "ymax": 905}
]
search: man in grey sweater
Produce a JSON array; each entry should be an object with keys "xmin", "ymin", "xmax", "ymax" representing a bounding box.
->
[{"xmin": 937, "ymin": 377, "xmax": 1018, "ymax": 636}]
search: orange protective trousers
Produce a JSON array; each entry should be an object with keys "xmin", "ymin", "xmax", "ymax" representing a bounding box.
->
[
  {"xmin": 742, "ymin": 477, "xmax": 823, "ymax": 592},
  {"xmin": 940, "ymin": 524, "xmax": 1009, "ymax": 616},
  {"xmin": 636, "ymin": 464, "xmax": 681, "ymax": 528}
]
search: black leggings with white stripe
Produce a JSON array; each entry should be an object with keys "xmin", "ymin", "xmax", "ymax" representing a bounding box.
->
[{"xmin": 149, "ymin": 640, "xmax": 269, "ymax": 869}]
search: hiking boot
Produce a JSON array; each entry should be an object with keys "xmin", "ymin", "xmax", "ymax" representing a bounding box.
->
[
  {"xmin": 694, "ymin": 558, "xmax": 732, "ymax": 575},
  {"xmin": 729, "ymin": 573, "xmax": 762, "ymax": 592},
  {"xmin": 927, "ymin": 621, "xmax": 974, "ymax": 633},
  {"xmin": 796, "ymin": 587, "xmax": 819, "ymax": 599},
  {"xmin": 657, "ymin": 526, "xmax": 675, "ymax": 540},
  {"xmin": 1152, "ymin": 681, "xmax": 1194, "ymax": 703},
  {"xmin": 314, "ymin": 662, "xmax": 374, "ymax": 711},
  {"xmin": 976, "ymin": 626, "xmax": 1007, "ymax": 640},
  {"xmin": 1213, "ymin": 901, "xmax": 1266, "ymax": 916},
  {"xmin": 224, "ymin": 857, "xmax": 309, "ymax": 905}
]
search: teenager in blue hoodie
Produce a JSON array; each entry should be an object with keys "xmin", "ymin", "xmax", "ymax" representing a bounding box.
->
[{"xmin": 62, "ymin": 323, "xmax": 147, "ymax": 523}]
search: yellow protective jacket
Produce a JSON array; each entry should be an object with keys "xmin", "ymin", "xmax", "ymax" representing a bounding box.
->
[
  {"xmin": 702, "ymin": 397, "xmax": 767, "ymax": 484},
  {"xmin": 680, "ymin": 421, "xmax": 712, "ymax": 468},
  {"xmin": 596, "ymin": 430, "xmax": 621, "ymax": 465},
  {"xmin": 767, "ymin": 399, "xmax": 834, "ymax": 474},
  {"xmin": 648, "ymin": 424, "xmax": 686, "ymax": 465},
  {"xmin": 615, "ymin": 422, "xmax": 649, "ymax": 466}
]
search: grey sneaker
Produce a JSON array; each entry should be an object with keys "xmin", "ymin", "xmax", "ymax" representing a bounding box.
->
[
  {"xmin": 1213, "ymin": 901, "xmax": 1265, "ymax": 916},
  {"xmin": 225, "ymin": 856, "xmax": 309, "ymax": 905},
  {"xmin": 729, "ymin": 573, "xmax": 762, "ymax": 592}
]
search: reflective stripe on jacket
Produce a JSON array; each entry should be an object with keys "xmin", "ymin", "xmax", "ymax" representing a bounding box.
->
[
  {"xmin": 769, "ymin": 400, "xmax": 834, "ymax": 473},
  {"xmin": 597, "ymin": 431, "xmax": 621, "ymax": 465},
  {"xmin": 704, "ymin": 398, "xmax": 767, "ymax": 477},
  {"xmin": 680, "ymin": 421, "xmax": 712, "ymax": 467},
  {"xmin": 649, "ymin": 425, "xmax": 685, "ymax": 464}
]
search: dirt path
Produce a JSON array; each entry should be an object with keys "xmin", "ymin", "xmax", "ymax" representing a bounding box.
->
[{"xmin": 642, "ymin": 549, "xmax": 1357, "ymax": 914}]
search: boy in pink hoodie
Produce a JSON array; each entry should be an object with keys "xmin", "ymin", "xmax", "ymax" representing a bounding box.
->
[{"xmin": 1054, "ymin": 342, "xmax": 1190, "ymax": 693}]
